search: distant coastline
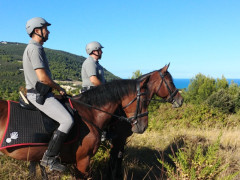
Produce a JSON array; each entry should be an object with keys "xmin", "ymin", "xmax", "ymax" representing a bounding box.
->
[{"xmin": 174, "ymin": 79, "xmax": 240, "ymax": 90}]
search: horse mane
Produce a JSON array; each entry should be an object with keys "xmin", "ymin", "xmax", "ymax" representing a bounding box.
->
[{"xmin": 76, "ymin": 79, "xmax": 137, "ymax": 107}]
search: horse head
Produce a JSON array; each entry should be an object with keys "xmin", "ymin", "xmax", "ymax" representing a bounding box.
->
[
  {"xmin": 151, "ymin": 63, "xmax": 183, "ymax": 108},
  {"xmin": 121, "ymin": 76, "xmax": 150, "ymax": 134}
]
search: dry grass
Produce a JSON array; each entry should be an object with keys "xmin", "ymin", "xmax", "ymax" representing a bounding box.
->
[{"xmin": 124, "ymin": 126, "xmax": 240, "ymax": 180}]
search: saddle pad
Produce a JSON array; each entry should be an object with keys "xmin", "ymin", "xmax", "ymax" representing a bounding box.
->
[{"xmin": 0, "ymin": 101, "xmax": 79, "ymax": 149}]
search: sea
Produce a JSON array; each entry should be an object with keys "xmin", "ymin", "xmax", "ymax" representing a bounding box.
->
[{"xmin": 174, "ymin": 79, "xmax": 240, "ymax": 90}]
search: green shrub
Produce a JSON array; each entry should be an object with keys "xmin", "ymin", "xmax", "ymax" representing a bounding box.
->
[
  {"xmin": 215, "ymin": 76, "xmax": 229, "ymax": 90},
  {"xmin": 182, "ymin": 74, "xmax": 230, "ymax": 106},
  {"xmin": 205, "ymin": 89, "xmax": 235, "ymax": 114},
  {"xmin": 148, "ymin": 103, "xmax": 227, "ymax": 131},
  {"xmin": 228, "ymin": 83, "xmax": 240, "ymax": 112},
  {"xmin": 158, "ymin": 135, "xmax": 237, "ymax": 180},
  {"xmin": 148, "ymin": 95, "xmax": 164, "ymax": 113},
  {"xmin": 182, "ymin": 73, "xmax": 216, "ymax": 104}
]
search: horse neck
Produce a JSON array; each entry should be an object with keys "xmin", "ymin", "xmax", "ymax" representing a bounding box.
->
[
  {"xmin": 71, "ymin": 100, "xmax": 120, "ymax": 130},
  {"xmin": 94, "ymin": 102, "xmax": 120, "ymax": 129}
]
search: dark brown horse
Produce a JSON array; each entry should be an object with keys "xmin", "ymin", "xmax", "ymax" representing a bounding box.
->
[
  {"xmin": 106, "ymin": 64, "xmax": 183, "ymax": 179},
  {"xmin": 0, "ymin": 78, "xmax": 151, "ymax": 179}
]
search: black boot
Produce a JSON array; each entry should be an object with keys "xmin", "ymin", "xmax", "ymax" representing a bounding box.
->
[{"xmin": 40, "ymin": 130, "xmax": 67, "ymax": 172}]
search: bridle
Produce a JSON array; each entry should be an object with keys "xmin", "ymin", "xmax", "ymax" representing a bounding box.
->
[
  {"xmin": 122, "ymin": 81, "xmax": 149, "ymax": 124},
  {"xmin": 156, "ymin": 70, "xmax": 179, "ymax": 104}
]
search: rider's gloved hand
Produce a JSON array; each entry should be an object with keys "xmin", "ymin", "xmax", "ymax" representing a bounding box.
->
[{"xmin": 59, "ymin": 87, "xmax": 66, "ymax": 96}]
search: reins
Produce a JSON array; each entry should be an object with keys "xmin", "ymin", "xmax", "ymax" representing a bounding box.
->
[{"xmin": 72, "ymin": 99, "xmax": 133, "ymax": 123}]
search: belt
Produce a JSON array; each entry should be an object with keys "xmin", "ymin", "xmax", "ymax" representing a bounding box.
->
[
  {"xmin": 82, "ymin": 86, "xmax": 95, "ymax": 92},
  {"xmin": 27, "ymin": 88, "xmax": 38, "ymax": 93}
]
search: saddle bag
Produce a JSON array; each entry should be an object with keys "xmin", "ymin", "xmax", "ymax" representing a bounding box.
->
[{"xmin": 35, "ymin": 81, "xmax": 52, "ymax": 105}]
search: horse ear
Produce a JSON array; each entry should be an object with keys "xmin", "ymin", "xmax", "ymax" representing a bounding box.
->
[
  {"xmin": 162, "ymin": 63, "xmax": 170, "ymax": 73},
  {"xmin": 165, "ymin": 63, "xmax": 170, "ymax": 70}
]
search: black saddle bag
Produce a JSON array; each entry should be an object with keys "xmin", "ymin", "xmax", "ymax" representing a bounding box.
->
[{"xmin": 35, "ymin": 81, "xmax": 52, "ymax": 105}]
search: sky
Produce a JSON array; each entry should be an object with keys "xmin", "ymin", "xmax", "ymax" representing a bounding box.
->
[{"xmin": 0, "ymin": 0, "xmax": 240, "ymax": 79}]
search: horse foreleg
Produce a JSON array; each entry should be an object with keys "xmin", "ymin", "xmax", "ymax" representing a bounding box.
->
[
  {"xmin": 29, "ymin": 161, "xmax": 48, "ymax": 180},
  {"xmin": 39, "ymin": 163, "xmax": 48, "ymax": 180},
  {"xmin": 108, "ymin": 137, "xmax": 126, "ymax": 180},
  {"xmin": 108, "ymin": 151, "xmax": 123, "ymax": 180},
  {"xmin": 75, "ymin": 156, "xmax": 90, "ymax": 179},
  {"xmin": 29, "ymin": 161, "xmax": 37, "ymax": 177}
]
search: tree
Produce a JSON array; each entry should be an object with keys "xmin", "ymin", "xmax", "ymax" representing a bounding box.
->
[
  {"xmin": 215, "ymin": 75, "xmax": 228, "ymax": 90},
  {"xmin": 205, "ymin": 89, "xmax": 235, "ymax": 113},
  {"xmin": 131, "ymin": 70, "xmax": 142, "ymax": 79},
  {"xmin": 182, "ymin": 73, "xmax": 216, "ymax": 104}
]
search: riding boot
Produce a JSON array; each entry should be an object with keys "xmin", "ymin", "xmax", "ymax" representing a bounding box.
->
[{"xmin": 40, "ymin": 130, "xmax": 67, "ymax": 172}]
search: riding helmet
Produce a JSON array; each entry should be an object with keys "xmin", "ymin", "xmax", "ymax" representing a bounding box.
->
[
  {"xmin": 26, "ymin": 17, "xmax": 51, "ymax": 37},
  {"xmin": 86, "ymin": 41, "xmax": 104, "ymax": 55}
]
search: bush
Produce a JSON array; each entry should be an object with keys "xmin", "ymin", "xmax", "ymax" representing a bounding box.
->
[
  {"xmin": 158, "ymin": 134, "xmax": 238, "ymax": 180},
  {"xmin": 205, "ymin": 89, "xmax": 235, "ymax": 114},
  {"xmin": 181, "ymin": 73, "xmax": 240, "ymax": 114},
  {"xmin": 228, "ymin": 83, "xmax": 240, "ymax": 112},
  {"xmin": 182, "ymin": 74, "xmax": 230, "ymax": 105},
  {"xmin": 182, "ymin": 73, "xmax": 216, "ymax": 104},
  {"xmin": 148, "ymin": 102, "xmax": 228, "ymax": 131}
]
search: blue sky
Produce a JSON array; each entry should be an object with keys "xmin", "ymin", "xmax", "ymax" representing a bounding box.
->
[{"xmin": 0, "ymin": 0, "xmax": 240, "ymax": 79}]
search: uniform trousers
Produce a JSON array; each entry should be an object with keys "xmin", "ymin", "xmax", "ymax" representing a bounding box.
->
[{"xmin": 27, "ymin": 92, "xmax": 74, "ymax": 134}]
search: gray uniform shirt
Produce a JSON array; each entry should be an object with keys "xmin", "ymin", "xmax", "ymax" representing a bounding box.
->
[
  {"xmin": 81, "ymin": 56, "xmax": 105, "ymax": 87},
  {"xmin": 23, "ymin": 39, "xmax": 51, "ymax": 89}
]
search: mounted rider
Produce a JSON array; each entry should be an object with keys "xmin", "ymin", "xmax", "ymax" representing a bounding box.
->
[
  {"xmin": 81, "ymin": 41, "xmax": 106, "ymax": 92},
  {"xmin": 23, "ymin": 17, "xmax": 74, "ymax": 172}
]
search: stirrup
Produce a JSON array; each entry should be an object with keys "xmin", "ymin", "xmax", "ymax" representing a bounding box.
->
[{"xmin": 40, "ymin": 153, "xmax": 66, "ymax": 172}]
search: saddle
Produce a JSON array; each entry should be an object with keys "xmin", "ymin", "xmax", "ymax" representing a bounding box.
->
[{"xmin": 0, "ymin": 95, "xmax": 80, "ymax": 150}]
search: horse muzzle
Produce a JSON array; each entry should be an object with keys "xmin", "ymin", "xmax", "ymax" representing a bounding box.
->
[
  {"xmin": 172, "ymin": 95, "xmax": 184, "ymax": 108},
  {"xmin": 131, "ymin": 118, "xmax": 148, "ymax": 134}
]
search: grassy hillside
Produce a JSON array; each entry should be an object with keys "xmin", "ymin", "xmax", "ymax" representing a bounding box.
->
[{"xmin": 0, "ymin": 41, "xmax": 119, "ymax": 94}]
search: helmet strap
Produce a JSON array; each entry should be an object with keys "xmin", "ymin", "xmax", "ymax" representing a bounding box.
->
[
  {"xmin": 33, "ymin": 28, "xmax": 45, "ymax": 40},
  {"xmin": 92, "ymin": 49, "xmax": 102, "ymax": 58},
  {"xmin": 92, "ymin": 51, "xmax": 99, "ymax": 57}
]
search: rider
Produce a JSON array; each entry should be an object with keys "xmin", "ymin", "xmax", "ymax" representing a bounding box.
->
[
  {"xmin": 81, "ymin": 41, "xmax": 106, "ymax": 92},
  {"xmin": 23, "ymin": 17, "xmax": 74, "ymax": 172},
  {"xmin": 81, "ymin": 41, "xmax": 107, "ymax": 141}
]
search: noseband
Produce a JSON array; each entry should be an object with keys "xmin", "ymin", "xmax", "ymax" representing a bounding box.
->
[
  {"xmin": 122, "ymin": 81, "xmax": 148, "ymax": 124},
  {"xmin": 156, "ymin": 71, "xmax": 178, "ymax": 103}
]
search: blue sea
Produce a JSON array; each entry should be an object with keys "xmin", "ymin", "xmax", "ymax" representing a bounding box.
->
[{"xmin": 174, "ymin": 79, "xmax": 240, "ymax": 89}]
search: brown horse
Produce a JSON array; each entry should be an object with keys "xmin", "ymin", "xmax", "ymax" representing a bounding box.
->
[
  {"xmin": 0, "ymin": 77, "xmax": 150, "ymax": 179},
  {"xmin": 106, "ymin": 64, "xmax": 184, "ymax": 179}
]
